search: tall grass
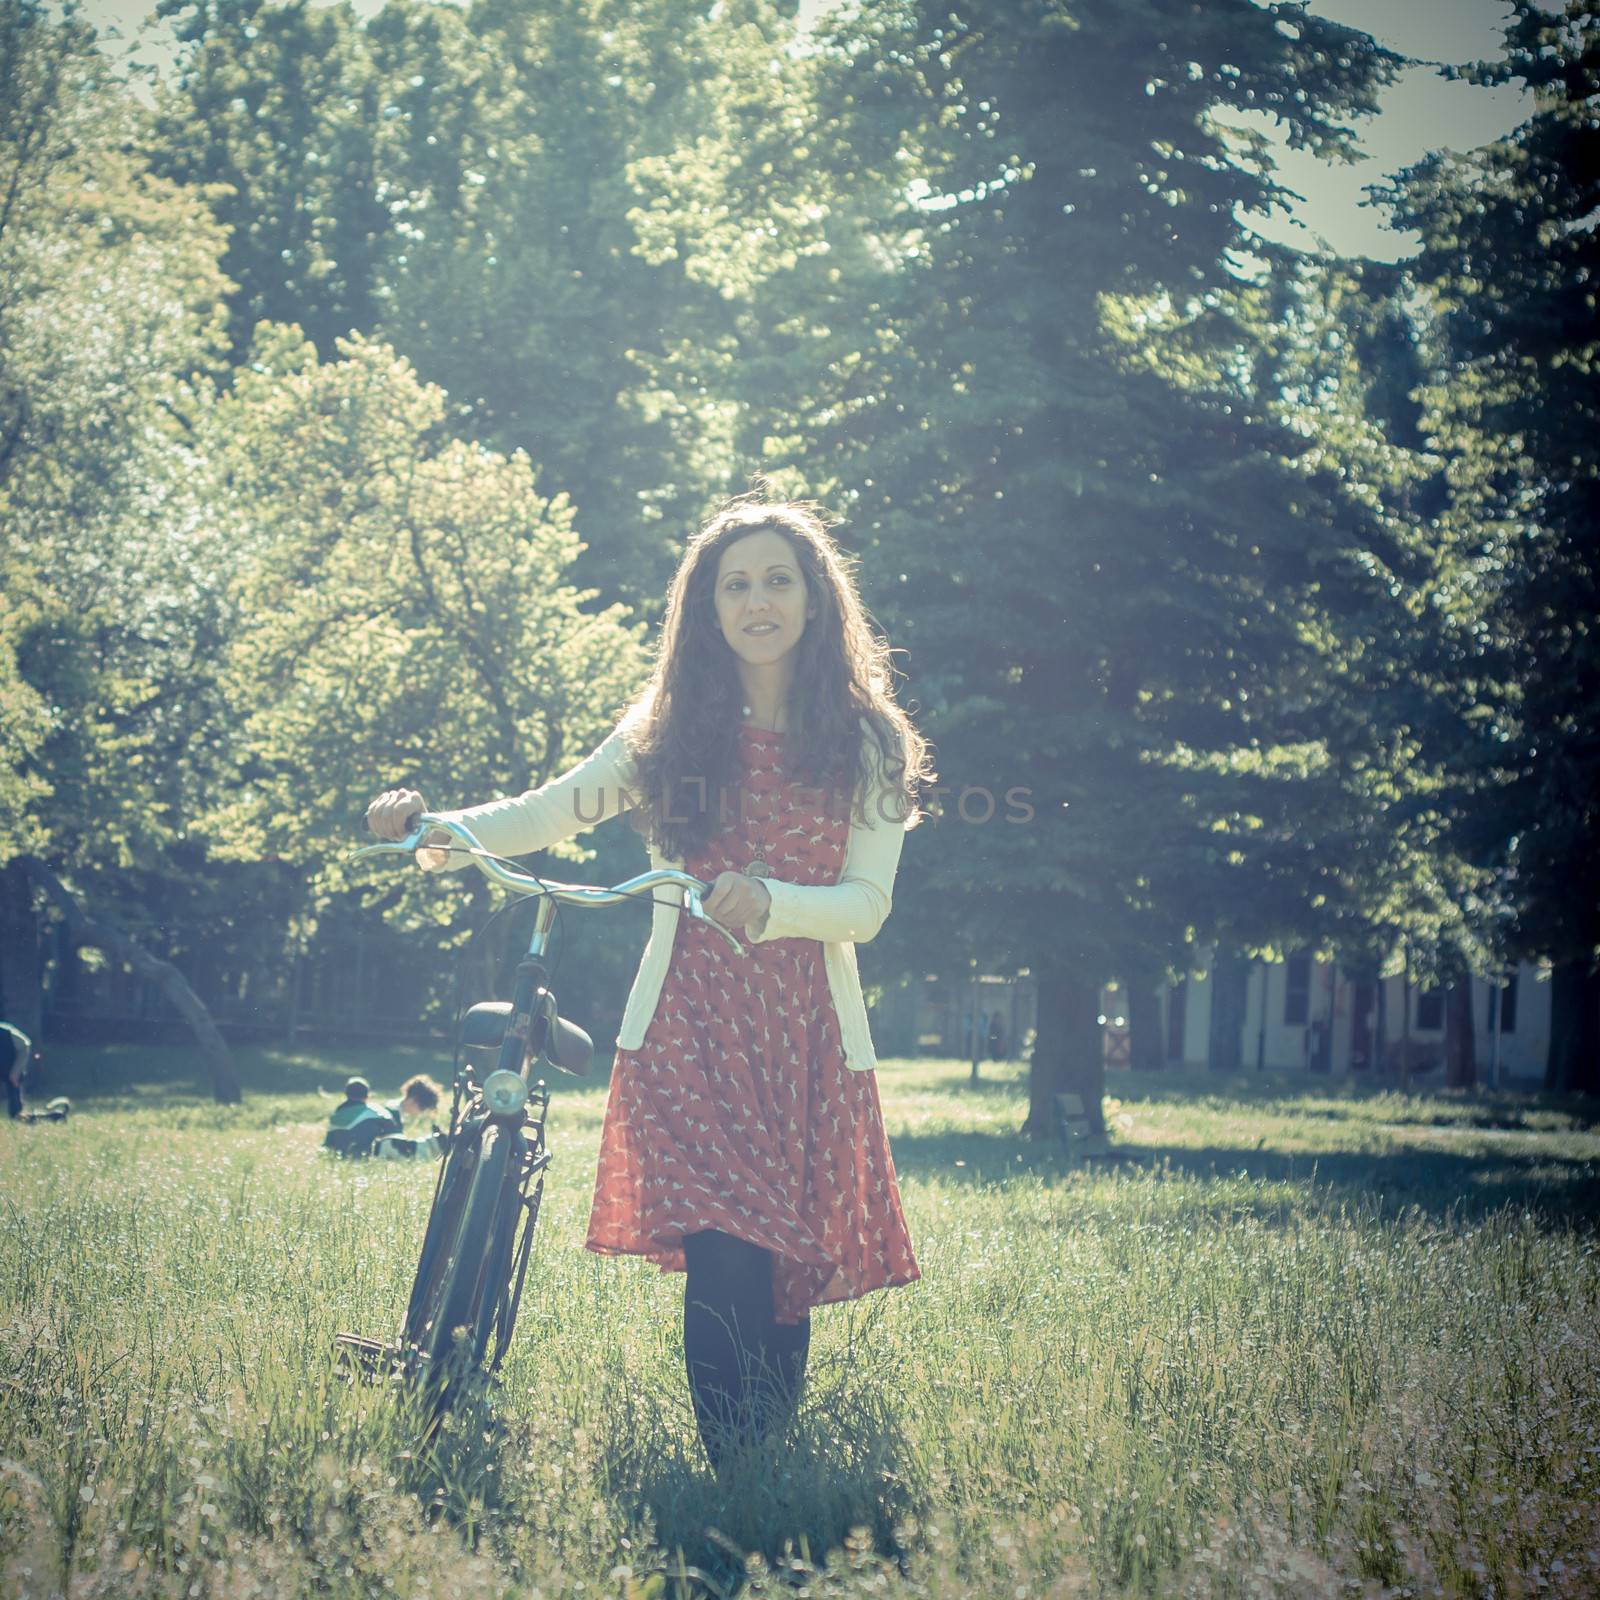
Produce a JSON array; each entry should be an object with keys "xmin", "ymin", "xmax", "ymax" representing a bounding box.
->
[{"xmin": 2, "ymin": 1054, "xmax": 1597, "ymax": 1597}]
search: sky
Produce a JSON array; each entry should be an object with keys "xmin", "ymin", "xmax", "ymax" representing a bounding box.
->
[
  {"xmin": 1228, "ymin": 0, "xmax": 1530, "ymax": 257},
  {"xmin": 84, "ymin": 0, "xmax": 1532, "ymax": 262}
]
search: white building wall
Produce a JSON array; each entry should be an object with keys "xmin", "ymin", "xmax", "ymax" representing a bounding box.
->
[{"xmin": 1165, "ymin": 955, "xmax": 1550, "ymax": 1084}]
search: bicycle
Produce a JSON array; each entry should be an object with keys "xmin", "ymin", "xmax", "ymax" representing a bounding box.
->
[{"xmin": 334, "ymin": 811, "xmax": 745, "ymax": 1425}]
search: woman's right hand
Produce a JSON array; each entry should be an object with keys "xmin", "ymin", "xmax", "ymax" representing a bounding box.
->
[{"xmin": 366, "ymin": 787, "xmax": 428, "ymax": 840}]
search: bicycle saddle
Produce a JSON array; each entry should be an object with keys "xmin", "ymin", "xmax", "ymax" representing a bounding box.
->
[{"xmin": 459, "ymin": 1000, "xmax": 593, "ymax": 1077}]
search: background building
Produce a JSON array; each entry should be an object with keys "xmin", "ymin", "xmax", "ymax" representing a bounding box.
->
[{"xmin": 1155, "ymin": 954, "xmax": 1544, "ymax": 1087}]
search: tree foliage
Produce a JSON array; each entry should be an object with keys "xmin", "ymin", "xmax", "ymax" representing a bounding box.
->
[
  {"xmin": 0, "ymin": 3, "xmax": 233, "ymax": 866},
  {"xmin": 204, "ymin": 327, "xmax": 648, "ymax": 991},
  {"xmin": 1384, "ymin": 0, "xmax": 1600, "ymax": 1090},
  {"xmin": 2, "ymin": 0, "xmax": 1593, "ymax": 1109},
  {"xmin": 146, "ymin": 0, "xmax": 812, "ymax": 609},
  {"xmin": 631, "ymin": 0, "xmax": 1443, "ymax": 1124},
  {"xmin": 0, "ymin": 1, "xmax": 239, "ymax": 1089}
]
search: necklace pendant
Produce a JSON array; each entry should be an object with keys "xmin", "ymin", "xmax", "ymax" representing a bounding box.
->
[{"xmin": 747, "ymin": 856, "xmax": 771, "ymax": 879}]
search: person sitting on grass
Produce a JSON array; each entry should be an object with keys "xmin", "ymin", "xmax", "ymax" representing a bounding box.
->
[
  {"xmin": 374, "ymin": 1074, "xmax": 448, "ymax": 1161},
  {"xmin": 322, "ymin": 1075, "xmax": 401, "ymax": 1158},
  {"xmin": 0, "ymin": 1017, "xmax": 54, "ymax": 1120},
  {"xmin": 323, "ymin": 1074, "xmax": 448, "ymax": 1159},
  {"xmin": 393, "ymin": 1073, "xmax": 443, "ymax": 1126},
  {"xmin": 0, "ymin": 1022, "xmax": 63, "ymax": 1122}
]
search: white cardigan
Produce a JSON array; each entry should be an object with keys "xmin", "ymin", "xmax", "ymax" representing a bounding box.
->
[{"xmin": 420, "ymin": 718, "xmax": 907, "ymax": 1072}]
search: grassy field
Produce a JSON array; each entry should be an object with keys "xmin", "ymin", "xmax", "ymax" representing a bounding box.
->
[{"xmin": 2, "ymin": 1047, "xmax": 1597, "ymax": 1598}]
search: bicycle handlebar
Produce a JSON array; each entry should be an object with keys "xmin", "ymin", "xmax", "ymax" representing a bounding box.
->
[{"xmin": 349, "ymin": 814, "xmax": 747, "ymax": 957}]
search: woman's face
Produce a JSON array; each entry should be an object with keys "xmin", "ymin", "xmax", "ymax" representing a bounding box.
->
[{"xmin": 713, "ymin": 528, "xmax": 815, "ymax": 667}]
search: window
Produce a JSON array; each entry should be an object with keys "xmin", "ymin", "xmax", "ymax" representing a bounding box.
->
[
  {"xmin": 1284, "ymin": 953, "xmax": 1311, "ymax": 1026},
  {"xmin": 1416, "ymin": 987, "xmax": 1444, "ymax": 1030}
]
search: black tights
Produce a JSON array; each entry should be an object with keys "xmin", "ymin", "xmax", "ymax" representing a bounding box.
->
[{"xmin": 682, "ymin": 1229, "xmax": 810, "ymax": 1470}]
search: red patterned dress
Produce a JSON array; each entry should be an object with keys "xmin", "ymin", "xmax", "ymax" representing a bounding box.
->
[{"xmin": 585, "ymin": 725, "xmax": 920, "ymax": 1324}]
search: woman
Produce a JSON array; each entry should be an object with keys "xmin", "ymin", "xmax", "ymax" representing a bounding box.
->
[{"xmin": 366, "ymin": 494, "xmax": 934, "ymax": 1470}]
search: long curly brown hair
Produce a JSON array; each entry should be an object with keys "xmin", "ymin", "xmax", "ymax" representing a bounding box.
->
[{"xmin": 618, "ymin": 493, "xmax": 935, "ymax": 862}]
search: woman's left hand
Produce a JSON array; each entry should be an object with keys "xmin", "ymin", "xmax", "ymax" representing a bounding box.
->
[{"xmin": 702, "ymin": 870, "xmax": 771, "ymax": 934}]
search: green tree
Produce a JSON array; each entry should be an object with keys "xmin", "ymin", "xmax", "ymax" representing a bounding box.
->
[
  {"xmin": 146, "ymin": 0, "xmax": 801, "ymax": 612},
  {"xmin": 365, "ymin": 0, "xmax": 712, "ymax": 605},
  {"xmin": 149, "ymin": 0, "xmax": 386, "ymax": 361},
  {"xmin": 203, "ymin": 326, "xmax": 650, "ymax": 1010},
  {"xmin": 1384, "ymin": 0, "xmax": 1600, "ymax": 1093},
  {"xmin": 644, "ymin": 0, "xmax": 1411, "ymax": 1132},
  {"xmin": 0, "ymin": 1, "xmax": 242, "ymax": 1097}
]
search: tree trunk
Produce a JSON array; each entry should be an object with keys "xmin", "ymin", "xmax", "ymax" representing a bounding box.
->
[
  {"xmin": 285, "ymin": 949, "xmax": 303, "ymax": 1045},
  {"xmin": 1443, "ymin": 970, "xmax": 1477, "ymax": 1090},
  {"xmin": 18, "ymin": 857, "xmax": 242, "ymax": 1104},
  {"xmin": 969, "ymin": 972, "xmax": 982, "ymax": 1086},
  {"xmin": 46, "ymin": 918, "xmax": 80, "ymax": 1015},
  {"xmin": 1545, "ymin": 959, "xmax": 1600, "ymax": 1095},
  {"xmin": 1373, "ymin": 978, "xmax": 1387, "ymax": 1075},
  {"xmin": 1128, "ymin": 980, "xmax": 1163, "ymax": 1071},
  {"xmin": 1165, "ymin": 976, "xmax": 1188, "ymax": 1065},
  {"xmin": 0, "ymin": 860, "xmax": 44, "ymax": 1083},
  {"xmin": 1023, "ymin": 948, "xmax": 1105, "ymax": 1138},
  {"xmin": 1207, "ymin": 943, "xmax": 1249, "ymax": 1073},
  {"xmin": 1399, "ymin": 959, "xmax": 1412, "ymax": 1089}
]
